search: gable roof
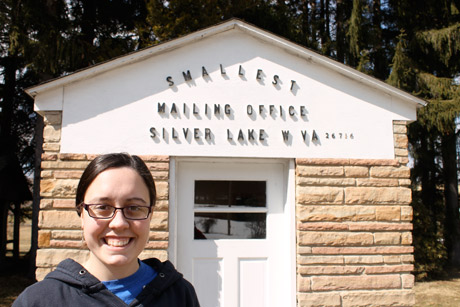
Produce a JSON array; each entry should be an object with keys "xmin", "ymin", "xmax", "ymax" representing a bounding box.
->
[{"xmin": 25, "ymin": 19, "xmax": 426, "ymax": 108}]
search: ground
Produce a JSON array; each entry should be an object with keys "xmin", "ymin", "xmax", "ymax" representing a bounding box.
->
[{"xmin": 414, "ymin": 268, "xmax": 460, "ymax": 307}]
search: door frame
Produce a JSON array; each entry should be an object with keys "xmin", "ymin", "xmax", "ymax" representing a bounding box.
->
[{"xmin": 168, "ymin": 156, "xmax": 296, "ymax": 306}]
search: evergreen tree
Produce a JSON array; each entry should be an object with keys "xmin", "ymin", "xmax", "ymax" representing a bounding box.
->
[{"xmin": 388, "ymin": 0, "xmax": 460, "ymax": 271}]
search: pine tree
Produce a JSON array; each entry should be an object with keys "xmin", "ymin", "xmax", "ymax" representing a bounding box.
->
[{"xmin": 388, "ymin": 0, "xmax": 460, "ymax": 271}]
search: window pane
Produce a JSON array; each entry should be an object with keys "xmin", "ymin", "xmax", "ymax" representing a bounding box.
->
[
  {"xmin": 195, "ymin": 213, "xmax": 266, "ymax": 239},
  {"xmin": 195, "ymin": 181, "xmax": 266, "ymax": 208}
]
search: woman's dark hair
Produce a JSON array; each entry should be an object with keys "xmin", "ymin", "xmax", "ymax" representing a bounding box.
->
[{"xmin": 76, "ymin": 153, "xmax": 156, "ymax": 215}]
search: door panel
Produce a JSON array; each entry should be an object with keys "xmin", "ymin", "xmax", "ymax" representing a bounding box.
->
[{"xmin": 176, "ymin": 160, "xmax": 291, "ymax": 307}]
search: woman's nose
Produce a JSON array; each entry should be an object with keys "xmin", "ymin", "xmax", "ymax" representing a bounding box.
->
[{"xmin": 109, "ymin": 209, "xmax": 129, "ymax": 228}]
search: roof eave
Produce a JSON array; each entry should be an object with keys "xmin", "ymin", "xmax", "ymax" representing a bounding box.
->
[{"xmin": 25, "ymin": 19, "xmax": 426, "ymax": 108}]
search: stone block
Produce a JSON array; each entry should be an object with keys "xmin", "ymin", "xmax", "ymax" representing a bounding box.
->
[
  {"xmin": 139, "ymin": 249, "xmax": 168, "ymax": 261},
  {"xmin": 145, "ymin": 241, "xmax": 168, "ymax": 249},
  {"xmin": 356, "ymin": 178, "xmax": 399, "ymax": 187},
  {"xmin": 149, "ymin": 231, "xmax": 169, "ymax": 241},
  {"xmin": 52, "ymin": 230, "xmax": 82, "ymax": 240},
  {"xmin": 297, "ymin": 293, "xmax": 341, "ymax": 307},
  {"xmin": 297, "ymin": 186, "xmax": 343, "ymax": 205},
  {"xmin": 341, "ymin": 290, "xmax": 415, "ymax": 307},
  {"xmin": 299, "ymin": 231, "xmax": 374, "ymax": 246},
  {"xmin": 311, "ymin": 275, "xmax": 401, "ymax": 291},
  {"xmin": 41, "ymin": 153, "xmax": 58, "ymax": 161},
  {"xmin": 147, "ymin": 162, "xmax": 170, "ymax": 171},
  {"xmin": 344, "ymin": 255, "xmax": 383, "ymax": 264},
  {"xmin": 344, "ymin": 166, "xmax": 369, "ymax": 177},
  {"xmin": 40, "ymin": 179, "xmax": 79, "ymax": 198},
  {"xmin": 50, "ymin": 240, "xmax": 84, "ymax": 249},
  {"xmin": 345, "ymin": 187, "xmax": 411, "ymax": 205},
  {"xmin": 43, "ymin": 124, "xmax": 61, "ymax": 142},
  {"xmin": 139, "ymin": 155, "xmax": 170, "ymax": 162},
  {"xmin": 401, "ymin": 254, "xmax": 415, "ymax": 263},
  {"xmin": 312, "ymin": 246, "xmax": 413, "ymax": 255},
  {"xmin": 296, "ymin": 158, "xmax": 349, "ymax": 166},
  {"xmin": 297, "ymin": 255, "xmax": 344, "ymax": 265},
  {"xmin": 297, "ymin": 177, "xmax": 355, "ymax": 186},
  {"xmin": 384, "ymin": 255, "xmax": 402, "ymax": 264},
  {"xmin": 376, "ymin": 206, "xmax": 401, "ymax": 221},
  {"xmin": 154, "ymin": 200, "xmax": 169, "ymax": 211},
  {"xmin": 35, "ymin": 267, "xmax": 53, "ymax": 281},
  {"xmin": 394, "ymin": 148, "xmax": 409, "ymax": 157},
  {"xmin": 401, "ymin": 232, "xmax": 413, "ymax": 245},
  {"xmin": 43, "ymin": 111, "xmax": 62, "ymax": 125},
  {"xmin": 394, "ymin": 134, "xmax": 409, "ymax": 148},
  {"xmin": 36, "ymin": 248, "xmax": 89, "ymax": 268},
  {"xmin": 298, "ymin": 265, "xmax": 364, "ymax": 275},
  {"xmin": 297, "ymin": 276, "xmax": 311, "ymax": 292},
  {"xmin": 401, "ymin": 206, "xmax": 413, "ymax": 221},
  {"xmin": 54, "ymin": 199, "xmax": 77, "ymax": 208},
  {"xmin": 156, "ymin": 181, "xmax": 169, "ymax": 200},
  {"xmin": 402, "ymin": 274, "xmax": 415, "ymax": 289},
  {"xmin": 54, "ymin": 170, "xmax": 83, "ymax": 179},
  {"xmin": 370, "ymin": 166, "xmax": 410, "ymax": 178},
  {"xmin": 40, "ymin": 199, "xmax": 53, "ymax": 209},
  {"xmin": 41, "ymin": 161, "xmax": 89, "ymax": 169},
  {"xmin": 374, "ymin": 232, "xmax": 401, "ymax": 245},
  {"xmin": 41, "ymin": 170, "xmax": 53, "ymax": 178},
  {"xmin": 297, "ymin": 205, "xmax": 376, "ymax": 222},
  {"xmin": 59, "ymin": 153, "xmax": 87, "ymax": 160},
  {"xmin": 348, "ymin": 222, "xmax": 412, "ymax": 231},
  {"xmin": 150, "ymin": 211, "xmax": 168, "ymax": 230},
  {"xmin": 42, "ymin": 143, "xmax": 60, "ymax": 152},
  {"xmin": 364, "ymin": 264, "xmax": 413, "ymax": 274},
  {"xmin": 38, "ymin": 230, "xmax": 51, "ymax": 248},
  {"xmin": 297, "ymin": 222, "xmax": 348, "ymax": 231},
  {"xmin": 297, "ymin": 165, "xmax": 344, "ymax": 177},
  {"xmin": 39, "ymin": 210, "xmax": 81, "ymax": 229},
  {"xmin": 152, "ymin": 171, "xmax": 169, "ymax": 180}
]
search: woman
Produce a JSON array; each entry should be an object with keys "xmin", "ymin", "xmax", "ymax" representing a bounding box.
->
[{"xmin": 14, "ymin": 153, "xmax": 200, "ymax": 306}]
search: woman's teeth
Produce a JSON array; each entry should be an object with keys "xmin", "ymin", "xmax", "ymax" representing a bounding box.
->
[{"xmin": 105, "ymin": 238, "xmax": 130, "ymax": 247}]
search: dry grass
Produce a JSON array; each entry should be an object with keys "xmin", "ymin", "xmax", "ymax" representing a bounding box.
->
[
  {"xmin": 414, "ymin": 269, "xmax": 460, "ymax": 307},
  {"xmin": 0, "ymin": 275, "xmax": 33, "ymax": 307}
]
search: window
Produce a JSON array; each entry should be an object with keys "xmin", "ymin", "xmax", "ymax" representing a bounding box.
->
[{"xmin": 194, "ymin": 180, "xmax": 266, "ymax": 239}]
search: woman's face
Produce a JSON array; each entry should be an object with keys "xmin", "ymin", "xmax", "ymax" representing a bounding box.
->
[{"xmin": 81, "ymin": 167, "xmax": 151, "ymax": 278}]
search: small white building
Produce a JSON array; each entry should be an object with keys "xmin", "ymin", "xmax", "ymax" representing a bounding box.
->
[{"xmin": 27, "ymin": 19, "xmax": 424, "ymax": 307}]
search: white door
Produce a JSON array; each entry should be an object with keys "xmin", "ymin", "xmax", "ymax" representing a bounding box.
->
[{"xmin": 175, "ymin": 159, "xmax": 293, "ymax": 307}]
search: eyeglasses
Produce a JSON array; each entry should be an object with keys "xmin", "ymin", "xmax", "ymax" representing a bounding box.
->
[{"xmin": 82, "ymin": 203, "xmax": 151, "ymax": 220}]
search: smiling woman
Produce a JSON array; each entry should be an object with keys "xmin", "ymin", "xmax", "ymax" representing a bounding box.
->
[{"xmin": 12, "ymin": 153, "xmax": 200, "ymax": 307}]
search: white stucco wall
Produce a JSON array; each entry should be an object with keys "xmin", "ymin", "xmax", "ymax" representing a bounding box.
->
[{"xmin": 35, "ymin": 29, "xmax": 417, "ymax": 159}]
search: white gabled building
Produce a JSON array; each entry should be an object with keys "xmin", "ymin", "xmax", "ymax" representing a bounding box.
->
[{"xmin": 27, "ymin": 19, "xmax": 424, "ymax": 307}]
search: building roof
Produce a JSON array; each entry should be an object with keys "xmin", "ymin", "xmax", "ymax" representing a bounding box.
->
[{"xmin": 25, "ymin": 19, "xmax": 426, "ymax": 108}]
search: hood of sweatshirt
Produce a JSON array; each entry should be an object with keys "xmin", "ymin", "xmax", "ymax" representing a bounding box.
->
[{"xmin": 44, "ymin": 258, "xmax": 183, "ymax": 297}]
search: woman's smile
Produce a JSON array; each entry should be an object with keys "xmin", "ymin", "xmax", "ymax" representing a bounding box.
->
[{"xmin": 104, "ymin": 237, "xmax": 132, "ymax": 247}]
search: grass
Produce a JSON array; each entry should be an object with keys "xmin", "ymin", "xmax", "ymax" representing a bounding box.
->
[
  {"xmin": 0, "ymin": 275, "xmax": 34, "ymax": 307},
  {"xmin": 414, "ymin": 268, "xmax": 460, "ymax": 307}
]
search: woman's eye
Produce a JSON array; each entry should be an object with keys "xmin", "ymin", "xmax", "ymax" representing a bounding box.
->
[
  {"xmin": 127, "ymin": 206, "xmax": 141, "ymax": 212},
  {"xmin": 94, "ymin": 204, "xmax": 112, "ymax": 211}
]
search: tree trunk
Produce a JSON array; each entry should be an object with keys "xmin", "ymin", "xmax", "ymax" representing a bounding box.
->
[
  {"xmin": 336, "ymin": 0, "xmax": 345, "ymax": 63},
  {"xmin": 0, "ymin": 202, "xmax": 8, "ymax": 262},
  {"xmin": 441, "ymin": 132, "xmax": 460, "ymax": 266},
  {"xmin": 13, "ymin": 201, "xmax": 20, "ymax": 259},
  {"xmin": 371, "ymin": 0, "xmax": 386, "ymax": 79},
  {"xmin": 300, "ymin": 0, "xmax": 310, "ymax": 46},
  {"xmin": 29, "ymin": 114, "xmax": 44, "ymax": 279}
]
